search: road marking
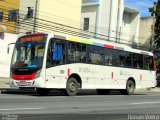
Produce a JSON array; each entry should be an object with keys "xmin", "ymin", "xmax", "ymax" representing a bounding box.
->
[
  {"xmin": 0, "ymin": 107, "xmax": 43, "ymax": 111},
  {"xmin": 132, "ymin": 101, "xmax": 160, "ymax": 105}
]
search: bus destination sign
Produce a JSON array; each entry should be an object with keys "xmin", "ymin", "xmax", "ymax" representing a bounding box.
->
[{"xmin": 20, "ymin": 35, "xmax": 45, "ymax": 42}]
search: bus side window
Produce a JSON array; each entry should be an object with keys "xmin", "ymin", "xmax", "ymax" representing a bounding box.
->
[
  {"xmin": 68, "ymin": 42, "xmax": 82, "ymax": 63},
  {"xmin": 133, "ymin": 53, "xmax": 143, "ymax": 69},
  {"xmin": 52, "ymin": 43, "xmax": 63, "ymax": 62},
  {"xmin": 149, "ymin": 57, "xmax": 154, "ymax": 70},
  {"xmin": 144, "ymin": 55, "xmax": 154, "ymax": 70},
  {"xmin": 46, "ymin": 40, "xmax": 65, "ymax": 68}
]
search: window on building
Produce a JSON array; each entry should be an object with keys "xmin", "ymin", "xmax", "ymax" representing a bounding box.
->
[
  {"xmin": 8, "ymin": 10, "xmax": 19, "ymax": 22},
  {"xmin": 83, "ymin": 18, "xmax": 89, "ymax": 30},
  {"xmin": 27, "ymin": 7, "xmax": 33, "ymax": 18},
  {"xmin": 0, "ymin": 12, "xmax": 3, "ymax": 21}
]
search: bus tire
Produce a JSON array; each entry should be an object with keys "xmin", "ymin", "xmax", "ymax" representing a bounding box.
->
[
  {"xmin": 121, "ymin": 80, "xmax": 135, "ymax": 95},
  {"xmin": 37, "ymin": 88, "xmax": 50, "ymax": 96},
  {"xmin": 97, "ymin": 89, "xmax": 110, "ymax": 95},
  {"xmin": 65, "ymin": 77, "xmax": 78, "ymax": 96}
]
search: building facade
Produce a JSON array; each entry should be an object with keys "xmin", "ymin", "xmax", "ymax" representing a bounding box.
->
[
  {"xmin": 122, "ymin": 7, "xmax": 140, "ymax": 45},
  {"xmin": 19, "ymin": 0, "xmax": 82, "ymax": 36},
  {"xmin": 0, "ymin": 33, "xmax": 17, "ymax": 77},
  {"xmin": 81, "ymin": 0, "xmax": 140, "ymax": 45},
  {"xmin": 0, "ymin": 0, "xmax": 20, "ymax": 33},
  {"xmin": 138, "ymin": 16, "xmax": 152, "ymax": 50}
]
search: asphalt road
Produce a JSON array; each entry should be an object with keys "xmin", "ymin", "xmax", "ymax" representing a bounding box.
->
[{"xmin": 0, "ymin": 90, "xmax": 160, "ymax": 120}]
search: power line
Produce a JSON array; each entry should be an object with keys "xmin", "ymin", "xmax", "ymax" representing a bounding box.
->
[
  {"xmin": 0, "ymin": 5, "xmax": 153, "ymax": 49},
  {"xmin": 1, "ymin": 11, "xmax": 152, "ymax": 45}
]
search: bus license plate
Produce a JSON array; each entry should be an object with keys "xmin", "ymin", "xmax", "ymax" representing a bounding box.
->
[{"xmin": 19, "ymin": 81, "xmax": 26, "ymax": 86}]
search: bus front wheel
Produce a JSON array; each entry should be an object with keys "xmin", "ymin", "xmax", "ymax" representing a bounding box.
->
[
  {"xmin": 65, "ymin": 77, "xmax": 78, "ymax": 96},
  {"xmin": 121, "ymin": 80, "xmax": 135, "ymax": 95}
]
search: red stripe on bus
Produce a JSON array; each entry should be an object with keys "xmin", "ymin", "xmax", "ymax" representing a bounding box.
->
[
  {"xmin": 68, "ymin": 68, "xmax": 70, "ymax": 77},
  {"xmin": 153, "ymin": 57, "xmax": 157, "ymax": 71},
  {"xmin": 140, "ymin": 74, "xmax": 142, "ymax": 80},
  {"xmin": 11, "ymin": 73, "xmax": 36, "ymax": 80},
  {"xmin": 112, "ymin": 72, "xmax": 114, "ymax": 79},
  {"xmin": 104, "ymin": 44, "xmax": 114, "ymax": 49}
]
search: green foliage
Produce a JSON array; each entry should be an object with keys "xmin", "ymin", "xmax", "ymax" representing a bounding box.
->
[
  {"xmin": 149, "ymin": 1, "xmax": 160, "ymax": 48},
  {"xmin": 156, "ymin": 58, "xmax": 160, "ymax": 68}
]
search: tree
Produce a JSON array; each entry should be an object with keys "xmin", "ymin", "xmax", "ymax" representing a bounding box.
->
[{"xmin": 149, "ymin": 1, "xmax": 160, "ymax": 49}]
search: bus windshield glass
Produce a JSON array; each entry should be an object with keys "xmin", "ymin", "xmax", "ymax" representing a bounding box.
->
[{"xmin": 11, "ymin": 34, "xmax": 47, "ymax": 69}]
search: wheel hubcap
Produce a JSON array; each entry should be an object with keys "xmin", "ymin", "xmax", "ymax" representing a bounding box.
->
[
  {"xmin": 128, "ymin": 83, "xmax": 134, "ymax": 93},
  {"xmin": 69, "ymin": 82, "xmax": 76, "ymax": 92}
]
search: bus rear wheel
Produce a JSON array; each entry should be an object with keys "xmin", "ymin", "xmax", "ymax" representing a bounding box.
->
[
  {"xmin": 97, "ymin": 89, "xmax": 110, "ymax": 95},
  {"xmin": 37, "ymin": 88, "xmax": 50, "ymax": 96},
  {"xmin": 65, "ymin": 77, "xmax": 78, "ymax": 96},
  {"xmin": 121, "ymin": 80, "xmax": 135, "ymax": 95}
]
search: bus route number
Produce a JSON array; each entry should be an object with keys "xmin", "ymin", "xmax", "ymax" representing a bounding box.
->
[{"xmin": 79, "ymin": 67, "xmax": 90, "ymax": 73}]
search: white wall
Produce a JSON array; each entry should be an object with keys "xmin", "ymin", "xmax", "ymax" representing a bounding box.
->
[
  {"xmin": 122, "ymin": 10, "xmax": 140, "ymax": 45},
  {"xmin": 81, "ymin": 5, "xmax": 97, "ymax": 34},
  {"xmin": 0, "ymin": 33, "xmax": 17, "ymax": 78},
  {"xmin": 19, "ymin": 0, "xmax": 37, "ymax": 36},
  {"xmin": 81, "ymin": 0, "xmax": 124, "ymax": 41},
  {"xmin": 81, "ymin": 0, "xmax": 141, "ymax": 45},
  {"xmin": 139, "ymin": 17, "xmax": 152, "ymax": 48}
]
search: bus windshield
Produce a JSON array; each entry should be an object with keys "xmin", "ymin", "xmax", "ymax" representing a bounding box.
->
[{"xmin": 11, "ymin": 34, "xmax": 47, "ymax": 69}]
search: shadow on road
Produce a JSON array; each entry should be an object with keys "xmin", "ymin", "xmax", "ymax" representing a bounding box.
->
[
  {"xmin": 13, "ymin": 114, "xmax": 129, "ymax": 120},
  {"xmin": 0, "ymin": 89, "xmax": 148, "ymax": 96}
]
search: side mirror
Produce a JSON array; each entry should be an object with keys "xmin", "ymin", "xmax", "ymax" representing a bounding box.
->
[{"xmin": 7, "ymin": 43, "xmax": 16, "ymax": 54}]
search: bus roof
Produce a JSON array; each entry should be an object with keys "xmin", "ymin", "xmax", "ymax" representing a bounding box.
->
[
  {"xmin": 22, "ymin": 32, "xmax": 153, "ymax": 56},
  {"xmin": 53, "ymin": 33, "xmax": 153, "ymax": 56}
]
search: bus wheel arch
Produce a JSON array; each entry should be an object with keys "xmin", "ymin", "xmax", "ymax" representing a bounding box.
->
[
  {"xmin": 65, "ymin": 74, "xmax": 82, "ymax": 96},
  {"xmin": 128, "ymin": 77, "xmax": 136, "ymax": 89},
  {"xmin": 121, "ymin": 77, "xmax": 136, "ymax": 95},
  {"xmin": 68, "ymin": 73, "xmax": 82, "ymax": 88}
]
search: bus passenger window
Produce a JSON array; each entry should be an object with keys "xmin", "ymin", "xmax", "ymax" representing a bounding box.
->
[
  {"xmin": 120, "ymin": 60, "xmax": 124, "ymax": 67},
  {"xmin": 144, "ymin": 55, "xmax": 154, "ymax": 70},
  {"xmin": 136, "ymin": 62, "xmax": 140, "ymax": 69},
  {"xmin": 133, "ymin": 53, "xmax": 143, "ymax": 69},
  {"xmin": 46, "ymin": 40, "xmax": 66, "ymax": 68},
  {"xmin": 80, "ymin": 55, "xmax": 86, "ymax": 62},
  {"xmin": 107, "ymin": 59, "xmax": 112, "ymax": 65},
  {"xmin": 149, "ymin": 58, "xmax": 154, "ymax": 70}
]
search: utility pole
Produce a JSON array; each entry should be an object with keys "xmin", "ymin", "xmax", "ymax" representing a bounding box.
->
[
  {"xmin": 108, "ymin": 0, "xmax": 112, "ymax": 41},
  {"xmin": 33, "ymin": 0, "xmax": 38, "ymax": 33},
  {"xmin": 151, "ymin": 2, "xmax": 157, "ymax": 50},
  {"xmin": 116, "ymin": 0, "xmax": 120, "ymax": 43}
]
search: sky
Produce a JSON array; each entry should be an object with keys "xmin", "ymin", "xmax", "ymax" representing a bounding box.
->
[{"xmin": 125, "ymin": 0, "xmax": 157, "ymax": 17}]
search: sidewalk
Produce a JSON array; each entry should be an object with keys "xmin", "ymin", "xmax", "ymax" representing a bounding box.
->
[
  {"xmin": 0, "ymin": 77, "xmax": 36, "ymax": 94},
  {"xmin": 0, "ymin": 77, "xmax": 10, "ymax": 88}
]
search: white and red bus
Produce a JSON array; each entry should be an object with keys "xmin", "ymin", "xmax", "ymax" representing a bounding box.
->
[{"xmin": 9, "ymin": 33, "xmax": 157, "ymax": 96}]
